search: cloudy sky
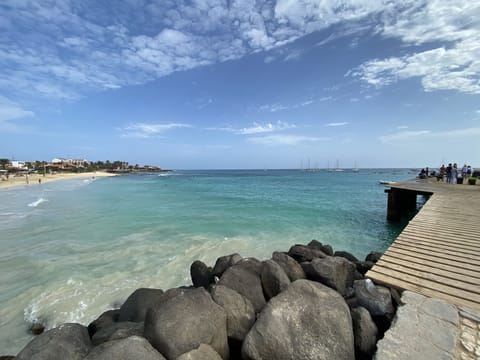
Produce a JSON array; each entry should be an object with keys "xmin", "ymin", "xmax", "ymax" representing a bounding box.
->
[{"xmin": 1, "ymin": 0, "xmax": 479, "ymax": 169}]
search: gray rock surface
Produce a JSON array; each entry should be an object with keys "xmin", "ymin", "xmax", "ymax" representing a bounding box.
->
[
  {"xmin": 176, "ymin": 344, "xmax": 223, "ymax": 360},
  {"xmin": 242, "ymin": 279, "xmax": 355, "ymax": 360},
  {"xmin": 84, "ymin": 336, "xmax": 165, "ymax": 360},
  {"xmin": 261, "ymin": 259, "xmax": 290, "ymax": 300},
  {"xmin": 302, "ymin": 256, "xmax": 356, "ymax": 296},
  {"xmin": 287, "ymin": 244, "xmax": 327, "ymax": 263},
  {"xmin": 271, "ymin": 251, "xmax": 306, "ymax": 281},
  {"xmin": 307, "ymin": 240, "xmax": 334, "ymax": 256},
  {"xmin": 375, "ymin": 291, "xmax": 459, "ymax": 360},
  {"xmin": 88, "ymin": 309, "xmax": 120, "ymax": 338},
  {"xmin": 218, "ymin": 262, "xmax": 266, "ymax": 313},
  {"xmin": 351, "ymin": 307, "xmax": 378, "ymax": 359},
  {"xmin": 91, "ymin": 321, "xmax": 143, "ymax": 346},
  {"xmin": 16, "ymin": 323, "xmax": 91, "ymax": 360},
  {"xmin": 119, "ymin": 288, "xmax": 164, "ymax": 322},
  {"xmin": 144, "ymin": 287, "xmax": 228, "ymax": 360},
  {"xmin": 210, "ymin": 285, "xmax": 255, "ymax": 342},
  {"xmin": 334, "ymin": 251, "xmax": 359, "ymax": 263},
  {"xmin": 190, "ymin": 260, "xmax": 213, "ymax": 289},
  {"xmin": 354, "ymin": 280, "xmax": 394, "ymax": 318},
  {"xmin": 212, "ymin": 253, "xmax": 242, "ymax": 277}
]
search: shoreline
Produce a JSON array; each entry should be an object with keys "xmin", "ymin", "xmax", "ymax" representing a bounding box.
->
[{"xmin": 0, "ymin": 171, "xmax": 117, "ymax": 190}]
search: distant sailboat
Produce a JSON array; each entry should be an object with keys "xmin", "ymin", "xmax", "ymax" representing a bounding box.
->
[
  {"xmin": 334, "ymin": 159, "xmax": 344, "ymax": 172},
  {"xmin": 353, "ymin": 161, "xmax": 359, "ymax": 173}
]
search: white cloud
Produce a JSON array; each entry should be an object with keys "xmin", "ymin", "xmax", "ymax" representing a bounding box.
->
[
  {"xmin": 0, "ymin": 96, "xmax": 34, "ymax": 122},
  {"xmin": 379, "ymin": 130, "xmax": 431, "ymax": 143},
  {"xmin": 397, "ymin": 125, "xmax": 409, "ymax": 129},
  {"xmin": 236, "ymin": 121, "xmax": 296, "ymax": 135},
  {"xmin": 351, "ymin": 1, "xmax": 480, "ymax": 94},
  {"xmin": 258, "ymin": 104, "xmax": 288, "ymax": 113},
  {"xmin": 1, "ymin": 0, "xmax": 478, "ymax": 103},
  {"xmin": 121, "ymin": 122, "xmax": 191, "ymax": 138},
  {"xmin": 325, "ymin": 122, "xmax": 349, "ymax": 127},
  {"xmin": 248, "ymin": 134, "xmax": 328, "ymax": 146}
]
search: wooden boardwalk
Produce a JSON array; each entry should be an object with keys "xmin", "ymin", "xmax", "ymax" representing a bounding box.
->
[{"xmin": 366, "ymin": 179, "xmax": 480, "ymax": 310}]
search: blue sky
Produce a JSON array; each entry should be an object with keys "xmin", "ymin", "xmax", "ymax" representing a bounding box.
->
[{"xmin": 1, "ymin": 0, "xmax": 479, "ymax": 169}]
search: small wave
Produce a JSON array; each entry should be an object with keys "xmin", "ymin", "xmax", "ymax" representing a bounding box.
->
[{"xmin": 28, "ymin": 198, "xmax": 47, "ymax": 207}]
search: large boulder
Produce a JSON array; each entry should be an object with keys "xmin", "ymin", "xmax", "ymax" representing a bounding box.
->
[
  {"xmin": 353, "ymin": 280, "xmax": 394, "ymax": 318},
  {"xmin": 287, "ymin": 244, "xmax": 327, "ymax": 263},
  {"xmin": 218, "ymin": 261, "xmax": 266, "ymax": 313},
  {"xmin": 84, "ymin": 336, "xmax": 165, "ymax": 360},
  {"xmin": 176, "ymin": 344, "xmax": 223, "ymax": 360},
  {"xmin": 190, "ymin": 260, "xmax": 213, "ymax": 289},
  {"xmin": 144, "ymin": 287, "xmax": 228, "ymax": 360},
  {"xmin": 212, "ymin": 254, "xmax": 242, "ymax": 277},
  {"xmin": 271, "ymin": 252, "xmax": 306, "ymax": 281},
  {"xmin": 307, "ymin": 240, "xmax": 334, "ymax": 256},
  {"xmin": 334, "ymin": 251, "xmax": 359, "ymax": 263},
  {"xmin": 351, "ymin": 307, "xmax": 378, "ymax": 359},
  {"xmin": 242, "ymin": 280, "xmax": 355, "ymax": 360},
  {"xmin": 91, "ymin": 321, "xmax": 143, "ymax": 346},
  {"xmin": 210, "ymin": 285, "xmax": 256, "ymax": 342},
  {"xmin": 261, "ymin": 259, "xmax": 290, "ymax": 300},
  {"xmin": 302, "ymin": 256, "xmax": 357, "ymax": 296},
  {"xmin": 88, "ymin": 309, "xmax": 120, "ymax": 338},
  {"xmin": 119, "ymin": 288, "xmax": 164, "ymax": 322},
  {"xmin": 16, "ymin": 323, "xmax": 91, "ymax": 360}
]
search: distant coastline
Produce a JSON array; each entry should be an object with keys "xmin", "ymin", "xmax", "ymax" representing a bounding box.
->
[{"xmin": 0, "ymin": 171, "xmax": 117, "ymax": 190}]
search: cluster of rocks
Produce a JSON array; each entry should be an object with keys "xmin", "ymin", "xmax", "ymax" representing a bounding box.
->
[{"xmin": 6, "ymin": 241, "xmax": 401, "ymax": 360}]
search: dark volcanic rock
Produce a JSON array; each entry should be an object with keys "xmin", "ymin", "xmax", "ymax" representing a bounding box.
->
[
  {"xmin": 176, "ymin": 344, "xmax": 223, "ymax": 360},
  {"xmin": 210, "ymin": 285, "xmax": 255, "ymax": 342},
  {"xmin": 365, "ymin": 251, "xmax": 382, "ymax": 263},
  {"xmin": 242, "ymin": 279, "xmax": 354, "ymax": 360},
  {"xmin": 355, "ymin": 261, "xmax": 375, "ymax": 276},
  {"xmin": 354, "ymin": 280, "xmax": 394, "ymax": 318},
  {"xmin": 88, "ymin": 309, "xmax": 120, "ymax": 338},
  {"xmin": 143, "ymin": 287, "xmax": 228, "ymax": 360},
  {"xmin": 212, "ymin": 253, "xmax": 243, "ymax": 277},
  {"xmin": 91, "ymin": 321, "xmax": 143, "ymax": 346},
  {"xmin": 287, "ymin": 244, "xmax": 327, "ymax": 263},
  {"xmin": 218, "ymin": 261, "xmax": 266, "ymax": 313},
  {"xmin": 118, "ymin": 288, "xmax": 164, "ymax": 322},
  {"xmin": 271, "ymin": 252, "xmax": 306, "ymax": 281},
  {"xmin": 16, "ymin": 323, "xmax": 91, "ymax": 360},
  {"xmin": 260, "ymin": 259, "xmax": 290, "ymax": 300},
  {"xmin": 351, "ymin": 307, "xmax": 378, "ymax": 359},
  {"xmin": 190, "ymin": 260, "xmax": 213, "ymax": 289},
  {"xmin": 308, "ymin": 240, "xmax": 334, "ymax": 256},
  {"xmin": 354, "ymin": 279, "xmax": 394, "ymax": 333},
  {"xmin": 301, "ymin": 256, "xmax": 357, "ymax": 296},
  {"xmin": 334, "ymin": 251, "xmax": 359, "ymax": 263},
  {"xmin": 84, "ymin": 336, "xmax": 165, "ymax": 360},
  {"xmin": 30, "ymin": 322, "xmax": 45, "ymax": 335}
]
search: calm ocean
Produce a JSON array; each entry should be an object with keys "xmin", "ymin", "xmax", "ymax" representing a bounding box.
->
[{"xmin": 0, "ymin": 169, "xmax": 414, "ymax": 354}]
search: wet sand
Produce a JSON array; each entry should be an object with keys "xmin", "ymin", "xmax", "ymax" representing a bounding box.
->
[{"xmin": 0, "ymin": 171, "xmax": 117, "ymax": 189}]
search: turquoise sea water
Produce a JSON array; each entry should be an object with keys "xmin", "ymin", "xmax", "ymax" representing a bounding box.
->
[{"xmin": 0, "ymin": 169, "xmax": 414, "ymax": 354}]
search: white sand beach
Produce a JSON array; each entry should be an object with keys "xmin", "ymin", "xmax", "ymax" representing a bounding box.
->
[{"xmin": 0, "ymin": 171, "xmax": 117, "ymax": 189}]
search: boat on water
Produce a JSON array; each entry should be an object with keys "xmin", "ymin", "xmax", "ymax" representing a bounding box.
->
[{"xmin": 379, "ymin": 180, "xmax": 397, "ymax": 185}]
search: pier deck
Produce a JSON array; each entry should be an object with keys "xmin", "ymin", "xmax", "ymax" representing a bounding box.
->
[{"xmin": 366, "ymin": 179, "xmax": 480, "ymax": 310}]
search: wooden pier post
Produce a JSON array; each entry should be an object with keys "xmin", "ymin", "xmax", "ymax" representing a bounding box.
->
[{"xmin": 386, "ymin": 188, "xmax": 418, "ymax": 221}]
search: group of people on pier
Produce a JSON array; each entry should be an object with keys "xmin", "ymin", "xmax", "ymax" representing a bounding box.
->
[{"xmin": 419, "ymin": 163, "xmax": 475, "ymax": 184}]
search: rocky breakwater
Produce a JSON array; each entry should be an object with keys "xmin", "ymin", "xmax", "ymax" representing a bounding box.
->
[{"xmin": 6, "ymin": 240, "xmax": 400, "ymax": 360}]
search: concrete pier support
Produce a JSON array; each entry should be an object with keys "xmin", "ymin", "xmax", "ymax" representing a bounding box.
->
[{"xmin": 386, "ymin": 188, "xmax": 418, "ymax": 221}]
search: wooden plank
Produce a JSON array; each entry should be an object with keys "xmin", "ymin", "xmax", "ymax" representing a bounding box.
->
[
  {"xmin": 366, "ymin": 270, "xmax": 480, "ymax": 310},
  {"xmin": 390, "ymin": 242, "xmax": 480, "ymax": 266},
  {"xmin": 372, "ymin": 181, "xmax": 480, "ymax": 310},
  {"xmin": 387, "ymin": 246, "xmax": 480, "ymax": 272},
  {"xmin": 375, "ymin": 259, "xmax": 480, "ymax": 294},
  {"xmin": 395, "ymin": 234, "xmax": 479, "ymax": 257},
  {"xmin": 380, "ymin": 253, "xmax": 480, "ymax": 283},
  {"xmin": 366, "ymin": 266, "xmax": 480, "ymax": 303}
]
